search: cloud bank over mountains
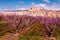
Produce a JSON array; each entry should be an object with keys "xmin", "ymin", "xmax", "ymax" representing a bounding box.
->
[
  {"xmin": 3, "ymin": 0, "xmax": 60, "ymax": 11},
  {"xmin": 15, "ymin": 3, "xmax": 60, "ymax": 11}
]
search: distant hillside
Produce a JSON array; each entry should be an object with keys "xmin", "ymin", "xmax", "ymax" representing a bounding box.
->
[{"xmin": 0, "ymin": 7, "xmax": 60, "ymax": 17}]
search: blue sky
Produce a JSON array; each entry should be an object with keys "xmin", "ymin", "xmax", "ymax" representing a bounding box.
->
[{"xmin": 0, "ymin": 0, "xmax": 60, "ymax": 11}]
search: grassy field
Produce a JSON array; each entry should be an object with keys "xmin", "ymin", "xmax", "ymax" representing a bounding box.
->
[{"xmin": 0, "ymin": 18, "xmax": 60, "ymax": 40}]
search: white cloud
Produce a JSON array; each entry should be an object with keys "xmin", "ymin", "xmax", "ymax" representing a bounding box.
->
[
  {"xmin": 43, "ymin": 0, "xmax": 50, "ymax": 3},
  {"xmin": 39, "ymin": 4, "xmax": 46, "ymax": 6},
  {"xmin": 31, "ymin": 3, "xmax": 47, "ymax": 9},
  {"xmin": 30, "ymin": 3, "xmax": 60, "ymax": 10},
  {"xmin": 45, "ymin": 4, "xmax": 60, "ymax": 10},
  {"xmin": 31, "ymin": 2, "xmax": 35, "ymax": 5},
  {"xmin": 16, "ymin": 7, "xmax": 29, "ymax": 10},
  {"xmin": 4, "ymin": 8, "xmax": 8, "ymax": 11},
  {"xmin": 16, "ymin": 2, "xmax": 60, "ymax": 11},
  {"xmin": 3, "ymin": 8, "xmax": 14, "ymax": 11}
]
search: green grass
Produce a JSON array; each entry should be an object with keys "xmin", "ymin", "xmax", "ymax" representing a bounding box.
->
[
  {"xmin": 19, "ymin": 21, "xmax": 43, "ymax": 40},
  {"xmin": 19, "ymin": 28, "xmax": 43, "ymax": 40},
  {"xmin": 0, "ymin": 18, "xmax": 60, "ymax": 40},
  {"xmin": 54, "ymin": 27, "xmax": 60, "ymax": 40},
  {"xmin": 19, "ymin": 35, "xmax": 43, "ymax": 40},
  {"xmin": 19, "ymin": 22, "xmax": 60, "ymax": 40}
]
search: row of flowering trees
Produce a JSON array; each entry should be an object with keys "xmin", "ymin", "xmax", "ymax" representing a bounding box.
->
[
  {"xmin": 39, "ymin": 17, "xmax": 60, "ymax": 37},
  {"xmin": 0, "ymin": 14, "xmax": 60, "ymax": 40},
  {"xmin": 3, "ymin": 15, "xmax": 37, "ymax": 33}
]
